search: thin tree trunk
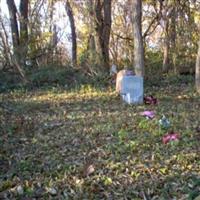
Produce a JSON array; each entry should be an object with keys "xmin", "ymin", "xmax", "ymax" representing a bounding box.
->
[
  {"xmin": 196, "ymin": 40, "xmax": 200, "ymax": 94},
  {"xmin": 170, "ymin": 7, "xmax": 177, "ymax": 74},
  {"xmin": 19, "ymin": 0, "xmax": 29, "ymax": 65},
  {"xmin": 162, "ymin": 22, "xmax": 169, "ymax": 73},
  {"xmin": 132, "ymin": 0, "xmax": 144, "ymax": 77},
  {"xmin": 49, "ymin": 0, "xmax": 55, "ymax": 64},
  {"xmin": 87, "ymin": 0, "xmax": 97, "ymax": 63},
  {"xmin": 161, "ymin": 0, "xmax": 174, "ymax": 73},
  {"xmin": 87, "ymin": 35, "xmax": 96, "ymax": 63},
  {"xmin": 162, "ymin": 5, "xmax": 170, "ymax": 73},
  {"xmin": 65, "ymin": 0, "xmax": 77, "ymax": 67},
  {"xmin": 49, "ymin": 0, "xmax": 54, "ymax": 33}
]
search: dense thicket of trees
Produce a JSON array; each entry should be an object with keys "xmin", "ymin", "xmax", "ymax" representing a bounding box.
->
[{"xmin": 0, "ymin": 0, "xmax": 200, "ymax": 92}]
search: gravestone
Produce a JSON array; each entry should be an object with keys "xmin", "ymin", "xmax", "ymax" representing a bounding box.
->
[
  {"xmin": 120, "ymin": 75, "xmax": 143, "ymax": 104},
  {"xmin": 116, "ymin": 70, "xmax": 134, "ymax": 93}
]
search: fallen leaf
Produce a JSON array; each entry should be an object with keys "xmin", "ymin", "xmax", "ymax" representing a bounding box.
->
[
  {"xmin": 83, "ymin": 164, "xmax": 95, "ymax": 177},
  {"xmin": 16, "ymin": 185, "xmax": 24, "ymax": 195},
  {"xmin": 47, "ymin": 187, "xmax": 57, "ymax": 196}
]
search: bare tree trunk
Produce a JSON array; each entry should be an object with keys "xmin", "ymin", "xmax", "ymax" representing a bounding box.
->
[
  {"xmin": 162, "ymin": 20, "xmax": 169, "ymax": 73},
  {"xmin": 87, "ymin": 0, "xmax": 97, "ymax": 63},
  {"xmin": 162, "ymin": 1, "xmax": 170, "ymax": 73},
  {"xmin": 161, "ymin": 0, "xmax": 174, "ymax": 73},
  {"xmin": 0, "ymin": 26, "xmax": 27, "ymax": 81},
  {"xmin": 6, "ymin": 0, "xmax": 20, "ymax": 52},
  {"xmin": 19, "ymin": 0, "xmax": 29, "ymax": 65},
  {"xmin": 102, "ymin": 0, "xmax": 112, "ymax": 70},
  {"xmin": 95, "ymin": 0, "xmax": 112, "ymax": 71},
  {"xmin": 6, "ymin": 0, "xmax": 27, "ymax": 81},
  {"xmin": 0, "ymin": 17, "xmax": 12, "ymax": 66},
  {"xmin": 87, "ymin": 35, "xmax": 96, "ymax": 63},
  {"xmin": 48, "ymin": 0, "xmax": 54, "ymax": 33},
  {"xmin": 95, "ymin": 0, "xmax": 103, "ymax": 56},
  {"xmin": 196, "ymin": 40, "xmax": 200, "ymax": 94},
  {"xmin": 170, "ymin": 7, "xmax": 177, "ymax": 74},
  {"xmin": 20, "ymin": 0, "xmax": 28, "ymax": 42},
  {"xmin": 49, "ymin": 0, "xmax": 55, "ymax": 63},
  {"xmin": 65, "ymin": 0, "xmax": 77, "ymax": 67},
  {"xmin": 132, "ymin": 0, "xmax": 144, "ymax": 77}
]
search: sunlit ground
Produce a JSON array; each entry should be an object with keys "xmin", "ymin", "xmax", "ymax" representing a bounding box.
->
[{"xmin": 1, "ymin": 77, "xmax": 200, "ymax": 199}]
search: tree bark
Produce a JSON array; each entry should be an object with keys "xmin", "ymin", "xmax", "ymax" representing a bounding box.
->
[
  {"xmin": 0, "ymin": 17, "xmax": 12, "ymax": 66},
  {"xmin": 161, "ymin": 0, "xmax": 174, "ymax": 73},
  {"xmin": 170, "ymin": 6, "xmax": 177, "ymax": 74},
  {"xmin": 20, "ymin": 0, "xmax": 28, "ymax": 42},
  {"xmin": 102, "ymin": 0, "xmax": 112, "ymax": 70},
  {"xmin": 6, "ymin": 0, "xmax": 27, "ymax": 81},
  {"xmin": 65, "ymin": 0, "xmax": 77, "ymax": 67},
  {"xmin": 132, "ymin": 0, "xmax": 144, "ymax": 77},
  {"xmin": 6, "ymin": 0, "xmax": 20, "ymax": 51},
  {"xmin": 196, "ymin": 40, "xmax": 200, "ymax": 94},
  {"xmin": 49, "ymin": 0, "xmax": 54, "ymax": 33},
  {"xmin": 87, "ymin": 0, "xmax": 97, "ymax": 63},
  {"xmin": 95, "ymin": 0, "xmax": 112, "ymax": 71},
  {"xmin": 162, "ymin": 20, "xmax": 169, "ymax": 73},
  {"xmin": 19, "ymin": 0, "xmax": 29, "ymax": 64},
  {"xmin": 162, "ymin": 1, "xmax": 170, "ymax": 73}
]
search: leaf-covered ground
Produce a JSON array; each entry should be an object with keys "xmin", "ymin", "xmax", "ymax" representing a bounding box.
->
[{"xmin": 1, "ymin": 76, "xmax": 200, "ymax": 199}]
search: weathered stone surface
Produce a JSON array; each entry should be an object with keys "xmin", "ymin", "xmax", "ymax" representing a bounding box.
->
[{"xmin": 121, "ymin": 75, "xmax": 143, "ymax": 104}]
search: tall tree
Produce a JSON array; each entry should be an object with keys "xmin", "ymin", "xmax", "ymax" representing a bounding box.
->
[
  {"xmin": 19, "ymin": 0, "xmax": 29, "ymax": 64},
  {"xmin": 87, "ymin": 0, "xmax": 97, "ymax": 64},
  {"xmin": 0, "ymin": 13, "xmax": 12, "ymax": 67},
  {"xmin": 162, "ymin": 4, "xmax": 169, "ymax": 73},
  {"xmin": 196, "ymin": 40, "xmax": 200, "ymax": 93},
  {"xmin": 132, "ymin": 0, "xmax": 144, "ymax": 76},
  {"xmin": 169, "ymin": 5, "xmax": 177, "ymax": 73},
  {"xmin": 6, "ymin": 0, "xmax": 20, "ymax": 53},
  {"xmin": 95, "ymin": 0, "xmax": 112, "ymax": 71},
  {"xmin": 194, "ymin": 1, "xmax": 200, "ymax": 93},
  {"xmin": 161, "ymin": 0, "xmax": 174, "ymax": 73},
  {"xmin": 6, "ymin": 0, "xmax": 27, "ymax": 81},
  {"xmin": 65, "ymin": 0, "xmax": 77, "ymax": 67},
  {"xmin": 20, "ymin": 0, "xmax": 28, "ymax": 42}
]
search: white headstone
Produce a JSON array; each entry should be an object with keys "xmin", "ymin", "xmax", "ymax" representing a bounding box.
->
[{"xmin": 121, "ymin": 75, "xmax": 143, "ymax": 104}]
